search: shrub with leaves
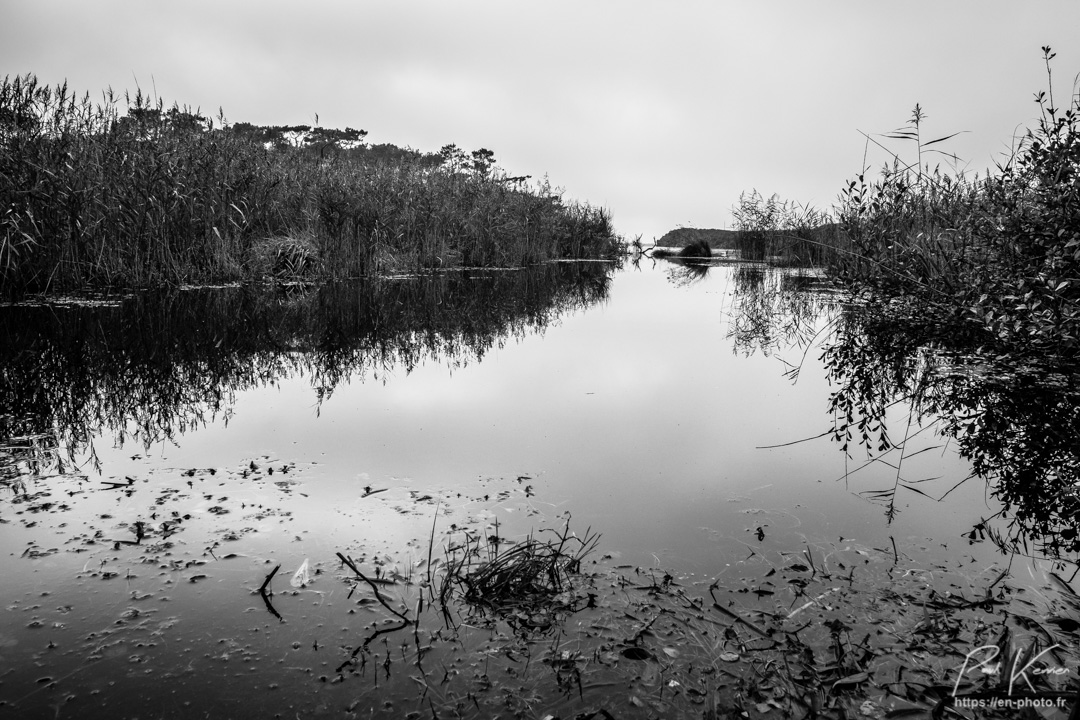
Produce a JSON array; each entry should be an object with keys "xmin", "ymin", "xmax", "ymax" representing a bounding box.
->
[
  {"xmin": 971, "ymin": 47, "xmax": 1080, "ymax": 359},
  {"xmin": 834, "ymin": 48, "xmax": 1080, "ymax": 367}
]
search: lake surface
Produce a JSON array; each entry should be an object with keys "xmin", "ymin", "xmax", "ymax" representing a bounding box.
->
[{"xmin": 0, "ymin": 260, "xmax": 1072, "ymax": 718}]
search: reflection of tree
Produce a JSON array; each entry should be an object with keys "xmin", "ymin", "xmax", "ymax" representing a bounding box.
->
[
  {"xmin": 723, "ymin": 267, "xmax": 1080, "ymax": 560},
  {"xmin": 0, "ymin": 263, "xmax": 614, "ymax": 461},
  {"xmin": 727, "ymin": 265, "xmax": 836, "ymax": 359},
  {"xmin": 822, "ymin": 304, "xmax": 1080, "ymax": 561}
]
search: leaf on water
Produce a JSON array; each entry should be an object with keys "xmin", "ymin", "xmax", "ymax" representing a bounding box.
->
[
  {"xmin": 291, "ymin": 558, "xmax": 311, "ymax": 588},
  {"xmin": 1048, "ymin": 617, "xmax": 1080, "ymax": 633},
  {"xmin": 832, "ymin": 671, "xmax": 869, "ymax": 688},
  {"xmin": 662, "ymin": 647, "xmax": 679, "ymax": 658},
  {"xmin": 621, "ymin": 647, "xmax": 652, "ymax": 661}
]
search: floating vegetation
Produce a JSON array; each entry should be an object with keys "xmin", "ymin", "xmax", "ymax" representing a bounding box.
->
[
  {"xmin": 439, "ymin": 516, "xmax": 601, "ymax": 628},
  {"xmin": 3, "ymin": 422, "xmax": 1080, "ymax": 720},
  {"xmin": 324, "ymin": 500, "xmax": 1080, "ymax": 719}
]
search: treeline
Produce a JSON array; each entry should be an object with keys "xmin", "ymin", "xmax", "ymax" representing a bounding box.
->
[{"xmin": 0, "ymin": 74, "xmax": 620, "ymax": 296}]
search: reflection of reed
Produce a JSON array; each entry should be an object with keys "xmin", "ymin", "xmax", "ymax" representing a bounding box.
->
[
  {"xmin": 0, "ymin": 263, "xmax": 615, "ymax": 457},
  {"xmin": 823, "ymin": 305, "xmax": 1080, "ymax": 561},
  {"xmin": 727, "ymin": 265, "xmax": 836, "ymax": 358},
  {"xmin": 663, "ymin": 257, "xmax": 713, "ymax": 287},
  {"xmin": 0, "ymin": 431, "xmax": 63, "ymax": 489}
]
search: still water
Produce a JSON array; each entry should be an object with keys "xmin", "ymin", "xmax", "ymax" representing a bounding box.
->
[{"xmin": 0, "ymin": 261, "xmax": 1038, "ymax": 718}]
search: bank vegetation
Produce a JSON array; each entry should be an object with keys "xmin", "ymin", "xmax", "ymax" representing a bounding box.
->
[
  {"xmin": 716, "ymin": 49, "xmax": 1079, "ymax": 374},
  {"xmin": 0, "ymin": 74, "xmax": 620, "ymax": 296}
]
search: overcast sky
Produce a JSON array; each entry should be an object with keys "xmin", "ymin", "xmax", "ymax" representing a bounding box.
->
[{"xmin": 3, "ymin": 1, "xmax": 1079, "ymax": 241}]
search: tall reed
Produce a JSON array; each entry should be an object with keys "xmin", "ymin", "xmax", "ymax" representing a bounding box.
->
[
  {"xmin": 733, "ymin": 190, "xmax": 839, "ymax": 266},
  {"xmin": 0, "ymin": 74, "xmax": 621, "ymax": 296}
]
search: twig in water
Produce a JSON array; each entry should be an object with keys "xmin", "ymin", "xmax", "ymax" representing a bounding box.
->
[
  {"xmin": 426, "ymin": 502, "xmax": 439, "ymax": 593},
  {"xmin": 337, "ymin": 552, "xmax": 411, "ymax": 623},
  {"xmin": 259, "ymin": 564, "xmax": 282, "ymax": 621},
  {"xmin": 260, "ymin": 564, "xmax": 280, "ymax": 594},
  {"xmin": 787, "ymin": 587, "xmax": 842, "ymax": 620},
  {"xmin": 626, "ymin": 610, "xmax": 664, "ymax": 646},
  {"xmin": 707, "ymin": 584, "xmax": 774, "ymax": 642},
  {"xmin": 804, "ymin": 545, "xmax": 817, "ymax": 579},
  {"xmin": 756, "ymin": 429, "xmax": 834, "ymax": 449}
]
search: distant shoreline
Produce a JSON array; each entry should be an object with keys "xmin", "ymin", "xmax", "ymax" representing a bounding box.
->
[{"xmin": 656, "ymin": 225, "xmax": 841, "ymax": 250}]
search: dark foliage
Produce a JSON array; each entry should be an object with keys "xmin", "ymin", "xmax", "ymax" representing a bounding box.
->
[
  {"xmin": 0, "ymin": 263, "xmax": 614, "ymax": 460},
  {"xmin": 0, "ymin": 74, "xmax": 621, "ymax": 295}
]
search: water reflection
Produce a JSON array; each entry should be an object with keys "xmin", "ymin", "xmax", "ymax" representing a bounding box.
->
[
  {"xmin": 821, "ymin": 302, "xmax": 1080, "ymax": 561},
  {"xmin": 727, "ymin": 264, "xmax": 836, "ymax": 359},
  {"xmin": 6, "ymin": 253, "xmax": 1069, "ymax": 564},
  {"xmin": 2, "ymin": 258, "xmax": 1066, "ymax": 718},
  {"xmin": 0, "ymin": 262, "xmax": 615, "ymax": 465},
  {"xmin": 694, "ymin": 255, "xmax": 1080, "ymax": 563}
]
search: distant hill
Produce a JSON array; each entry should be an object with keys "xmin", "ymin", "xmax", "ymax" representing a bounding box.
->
[
  {"xmin": 656, "ymin": 225, "xmax": 841, "ymax": 249},
  {"xmin": 655, "ymin": 228, "xmax": 740, "ymax": 249}
]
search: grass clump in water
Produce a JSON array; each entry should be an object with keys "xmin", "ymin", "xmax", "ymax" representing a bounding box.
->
[{"xmin": 436, "ymin": 516, "xmax": 600, "ymax": 630}]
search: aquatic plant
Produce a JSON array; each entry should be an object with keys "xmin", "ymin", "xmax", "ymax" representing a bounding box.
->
[
  {"xmin": 436, "ymin": 516, "xmax": 601, "ymax": 627},
  {"xmin": 677, "ymin": 238, "xmax": 712, "ymax": 258}
]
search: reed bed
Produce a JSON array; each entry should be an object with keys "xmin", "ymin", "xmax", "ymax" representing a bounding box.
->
[
  {"xmin": 730, "ymin": 190, "xmax": 842, "ymax": 266},
  {"xmin": 0, "ymin": 74, "xmax": 619, "ymax": 296},
  {"xmin": 833, "ymin": 162, "xmax": 992, "ymax": 301}
]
